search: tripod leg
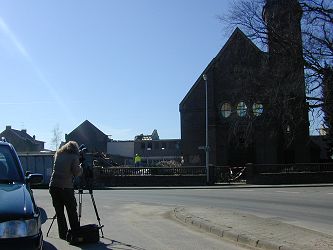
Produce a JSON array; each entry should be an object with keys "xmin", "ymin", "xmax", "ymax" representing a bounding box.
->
[
  {"xmin": 46, "ymin": 214, "xmax": 57, "ymax": 237},
  {"xmin": 78, "ymin": 192, "xmax": 82, "ymax": 225},
  {"xmin": 89, "ymin": 190, "xmax": 104, "ymax": 238}
]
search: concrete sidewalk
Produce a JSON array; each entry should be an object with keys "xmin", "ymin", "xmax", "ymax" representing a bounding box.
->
[{"xmin": 173, "ymin": 207, "xmax": 333, "ymax": 250}]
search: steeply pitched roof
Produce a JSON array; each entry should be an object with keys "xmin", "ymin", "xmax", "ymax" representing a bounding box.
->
[
  {"xmin": 68, "ymin": 120, "xmax": 107, "ymax": 137},
  {"xmin": 2, "ymin": 127, "xmax": 44, "ymax": 144},
  {"xmin": 179, "ymin": 27, "xmax": 265, "ymax": 108}
]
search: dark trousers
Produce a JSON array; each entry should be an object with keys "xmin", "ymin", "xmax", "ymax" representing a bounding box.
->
[{"xmin": 49, "ymin": 187, "xmax": 80, "ymax": 239}]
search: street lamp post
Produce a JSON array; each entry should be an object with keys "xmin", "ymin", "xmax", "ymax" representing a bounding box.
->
[{"xmin": 202, "ymin": 73, "xmax": 209, "ymax": 184}]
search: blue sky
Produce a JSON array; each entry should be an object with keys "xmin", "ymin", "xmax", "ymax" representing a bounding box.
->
[{"xmin": 0, "ymin": 0, "xmax": 232, "ymax": 149}]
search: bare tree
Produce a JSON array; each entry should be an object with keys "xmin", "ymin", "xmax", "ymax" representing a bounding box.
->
[
  {"xmin": 51, "ymin": 124, "xmax": 62, "ymax": 150},
  {"xmin": 220, "ymin": 0, "xmax": 333, "ymax": 146}
]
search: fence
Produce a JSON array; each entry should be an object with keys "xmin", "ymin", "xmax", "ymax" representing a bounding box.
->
[
  {"xmin": 94, "ymin": 166, "xmax": 207, "ymax": 186},
  {"xmin": 246, "ymin": 163, "xmax": 333, "ymax": 184},
  {"xmin": 16, "ymin": 152, "xmax": 333, "ymax": 186},
  {"xmin": 97, "ymin": 166, "xmax": 206, "ymax": 176}
]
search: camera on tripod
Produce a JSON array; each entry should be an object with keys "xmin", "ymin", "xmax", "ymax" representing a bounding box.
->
[
  {"xmin": 77, "ymin": 144, "xmax": 94, "ymax": 190},
  {"xmin": 79, "ymin": 144, "xmax": 87, "ymax": 163},
  {"xmin": 47, "ymin": 144, "xmax": 104, "ymax": 239}
]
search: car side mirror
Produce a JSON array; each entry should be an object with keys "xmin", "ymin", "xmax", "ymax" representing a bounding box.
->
[{"xmin": 26, "ymin": 173, "xmax": 43, "ymax": 185}]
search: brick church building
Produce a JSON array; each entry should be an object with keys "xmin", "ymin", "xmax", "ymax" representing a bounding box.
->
[{"xmin": 180, "ymin": 0, "xmax": 320, "ymax": 166}]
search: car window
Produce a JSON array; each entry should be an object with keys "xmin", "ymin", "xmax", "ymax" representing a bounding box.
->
[{"xmin": 0, "ymin": 145, "xmax": 22, "ymax": 182}]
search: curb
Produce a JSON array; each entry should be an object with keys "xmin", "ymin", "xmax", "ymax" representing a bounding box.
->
[
  {"xmin": 173, "ymin": 207, "xmax": 288, "ymax": 250},
  {"xmin": 33, "ymin": 183, "xmax": 333, "ymax": 191},
  {"xmin": 107, "ymin": 183, "xmax": 333, "ymax": 190}
]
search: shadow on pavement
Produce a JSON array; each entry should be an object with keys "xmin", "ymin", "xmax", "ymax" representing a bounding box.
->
[
  {"xmin": 43, "ymin": 240, "xmax": 57, "ymax": 250},
  {"xmin": 42, "ymin": 234, "xmax": 146, "ymax": 250},
  {"xmin": 90, "ymin": 237, "xmax": 146, "ymax": 250},
  {"xmin": 67, "ymin": 237, "xmax": 147, "ymax": 250},
  {"xmin": 39, "ymin": 205, "xmax": 145, "ymax": 250}
]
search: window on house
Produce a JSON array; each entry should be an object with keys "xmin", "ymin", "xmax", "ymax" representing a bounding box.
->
[
  {"xmin": 252, "ymin": 103, "xmax": 264, "ymax": 116},
  {"xmin": 236, "ymin": 102, "xmax": 247, "ymax": 117},
  {"xmin": 141, "ymin": 142, "xmax": 145, "ymax": 150},
  {"xmin": 221, "ymin": 102, "xmax": 232, "ymax": 118},
  {"xmin": 147, "ymin": 142, "xmax": 152, "ymax": 150}
]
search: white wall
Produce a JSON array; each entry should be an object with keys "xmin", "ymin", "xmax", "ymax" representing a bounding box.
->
[{"xmin": 107, "ymin": 140, "xmax": 134, "ymax": 158}]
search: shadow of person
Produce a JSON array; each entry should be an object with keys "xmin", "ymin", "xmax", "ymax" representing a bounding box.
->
[
  {"xmin": 104, "ymin": 238, "xmax": 146, "ymax": 250},
  {"xmin": 39, "ymin": 209, "xmax": 145, "ymax": 250},
  {"xmin": 66, "ymin": 236, "xmax": 146, "ymax": 250},
  {"xmin": 42, "ymin": 240, "xmax": 58, "ymax": 250}
]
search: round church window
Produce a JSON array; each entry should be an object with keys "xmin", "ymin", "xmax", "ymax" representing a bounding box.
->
[
  {"xmin": 252, "ymin": 103, "xmax": 264, "ymax": 116},
  {"xmin": 221, "ymin": 103, "xmax": 232, "ymax": 118},
  {"xmin": 236, "ymin": 102, "xmax": 247, "ymax": 117}
]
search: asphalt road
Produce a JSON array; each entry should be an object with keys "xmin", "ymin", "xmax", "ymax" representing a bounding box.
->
[
  {"xmin": 33, "ymin": 185, "xmax": 333, "ymax": 249},
  {"xmin": 112, "ymin": 185, "xmax": 333, "ymax": 234}
]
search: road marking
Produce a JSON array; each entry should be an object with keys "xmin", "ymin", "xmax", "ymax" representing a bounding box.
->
[
  {"xmin": 275, "ymin": 191, "xmax": 300, "ymax": 194},
  {"xmin": 328, "ymin": 193, "xmax": 333, "ymax": 195}
]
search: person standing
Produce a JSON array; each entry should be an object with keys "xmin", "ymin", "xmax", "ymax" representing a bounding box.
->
[
  {"xmin": 134, "ymin": 153, "xmax": 141, "ymax": 167},
  {"xmin": 49, "ymin": 141, "xmax": 83, "ymax": 240}
]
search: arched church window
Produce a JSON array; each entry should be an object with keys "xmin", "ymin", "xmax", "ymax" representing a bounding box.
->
[
  {"xmin": 220, "ymin": 103, "xmax": 232, "ymax": 118},
  {"xmin": 236, "ymin": 102, "xmax": 247, "ymax": 117},
  {"xmin": 252, "ymin": 103, "xmax": 264, "ymax": 116}
]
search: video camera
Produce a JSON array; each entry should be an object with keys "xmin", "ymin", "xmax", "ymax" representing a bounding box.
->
[
  {"xmin": 79, "ymin": 144, "xmax": 87, "ymax": 164},
  {"xmin": 77, "ymin": 144, "xmax": 94, "ymax": 190}
]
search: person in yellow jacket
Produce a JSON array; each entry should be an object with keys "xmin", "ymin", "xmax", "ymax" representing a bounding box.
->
[{"xmin": 134, "ymin": 154, "xmax": 141, "ymax": 167}]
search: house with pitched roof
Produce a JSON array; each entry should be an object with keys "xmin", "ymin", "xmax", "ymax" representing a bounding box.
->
[
  {"xmin": 0, "ymin": 126, "xmax": 45, "ymax": 152},
  {"xmin": 65, "ymin": 120, "xmax": 110, "ymax": 153}
]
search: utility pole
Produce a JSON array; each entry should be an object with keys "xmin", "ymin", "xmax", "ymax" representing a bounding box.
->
[{"xmin": 203, "ymin": 74, "xmax": 209, "ymax": 184}]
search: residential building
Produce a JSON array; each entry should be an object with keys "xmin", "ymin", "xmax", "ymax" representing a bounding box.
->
[
  {"xmin": 65, "ymin": 120, "xmax": 109, "ymax": 153},
  {"xmin": 134, "ymin": 130, "xmax": 181, "ymax": 165},
  {"xmin": 107, "ymin": 140, "xmax": 134, "ymax": 165},
  {"xmin": 0, "ymin": 126, "xmax": 44, "ymax": 152}
]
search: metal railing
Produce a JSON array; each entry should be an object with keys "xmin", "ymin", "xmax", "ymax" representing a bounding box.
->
[
  {"xmin": 95, "ymin": 166, "xmax": 206, "ymax": 177},
  {"xmin": 250, "ymin": 163, "xmax": 333, "ymax": 174}
]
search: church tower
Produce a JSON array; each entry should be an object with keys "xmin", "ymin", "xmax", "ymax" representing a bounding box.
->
[
  {"xmin": 263, "ymin": 0, "xmax": 310, "ymax": 162},
  {"xmin": 263, "ymin": 0, "xmax": 304, "ymax": 88},
  {"xmin": 263, "ymin": 0, "xmax": 303, "ymax": 62}
]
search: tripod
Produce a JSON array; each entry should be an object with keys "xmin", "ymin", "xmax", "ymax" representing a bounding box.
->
[
  {"xmin": 77, "ymin": 188, "xmax": 104, "ymax": 237},
  {"xmin": 46, "ymin": 188, "xmax": 104, "ymax": 238}
]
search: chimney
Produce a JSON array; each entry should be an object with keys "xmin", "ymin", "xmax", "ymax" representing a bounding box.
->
[
  {"xmin": 6, "ymin": 125, "xmax": 11, "ymax": 130},
  {"xmin": 21, "ymin": 129, "xmax": 27, "ymax": 133}
]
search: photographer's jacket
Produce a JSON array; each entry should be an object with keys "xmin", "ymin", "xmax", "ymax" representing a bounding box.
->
[{"xmin": 49, "ymin": 152, "xmax": 83, "ymax": 188}]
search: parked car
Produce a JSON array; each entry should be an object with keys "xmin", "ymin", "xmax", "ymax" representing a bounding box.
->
[{"xmin": 0, "ymin": 138, "xmax": 43, "ymax": 250}]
